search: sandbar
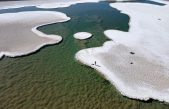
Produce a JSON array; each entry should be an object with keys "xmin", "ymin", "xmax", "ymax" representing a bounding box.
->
[{"xmin": 73, "ymin": 32, "xmax": 92, "ymax": 40}]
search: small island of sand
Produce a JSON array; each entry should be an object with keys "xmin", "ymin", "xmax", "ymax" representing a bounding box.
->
[{"xmin": 73, "ymin": 32, "xmax": 92, "ymax": 40}]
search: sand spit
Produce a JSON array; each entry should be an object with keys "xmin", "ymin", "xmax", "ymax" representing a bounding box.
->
[
  {"xmin": 0, "ymin": 0, "xmax": 100, "ymax": 10},
  {"xmin": 73, "ymin": 32, "xmax": 92, "ymax": 40},
  {"xmin": 0, "ymin": 11, "xmax": 70, "ymax": 59},
  {"xmin": 76, "ymin": 0, "xmax": 169, "ymax": 103}
]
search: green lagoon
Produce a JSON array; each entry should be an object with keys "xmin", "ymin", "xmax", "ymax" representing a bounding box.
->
[{"xmin": 0, "ymin": 1, "xmax": 168, "ymax": 109}]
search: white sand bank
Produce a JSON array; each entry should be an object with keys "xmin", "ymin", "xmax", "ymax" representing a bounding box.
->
[
  {"xmin": 76, "ymin": 0, "xmax": 169, "ymax": 103},
  {"xmin": 0, "ymin": 0, "xmax": 100, "ymax": 10},
  {"xmin": 0, "ymin": 11, "xmax": 70, "ymax": 59},
  {"xmin": 36, "ymin": 0, "xmax": 100, "ymax": 9},
  {"xmin": 74, "ymin": 32, "xmax": 92, "ymax": 40}
]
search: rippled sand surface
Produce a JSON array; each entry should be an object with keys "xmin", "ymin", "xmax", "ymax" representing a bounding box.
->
[{"xmin": 0, "ymin": 1, "xmax": 169, "ymax": 109}]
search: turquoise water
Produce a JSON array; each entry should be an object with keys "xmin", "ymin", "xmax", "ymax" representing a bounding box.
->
[{"xmin": 0, "ymin": 1, "xmax": 168, "ymax": 109}]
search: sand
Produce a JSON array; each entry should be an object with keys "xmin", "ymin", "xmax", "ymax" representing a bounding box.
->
[
  {"xmin": 73, "ymin": 32, "xmax": 92, "ymax": 40},
  {"xmin": 0, "ymin": 0, "xmax": 100, "ymax": 10},
  {"xmin": 0, "ymin": 11, "xmax": 70, "ymax": 58},
  {"xmin": 36, "ymin": 0, "xmax": 100, "ymax": 9},
  {"xmin": 76, "ymin": 0, "xmax": 169, "ymax": 103},
  {"xmin": 0, "ymin": 0, "xmax": 136, "ymax": 10}
]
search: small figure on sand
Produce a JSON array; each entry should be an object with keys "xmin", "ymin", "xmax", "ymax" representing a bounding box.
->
[
  {"xmin": 130, "ymin": 52, "xmax": 135, "ymax": 55},
  {"xmin": 158, "ymin": 18, "xmax": 161, "ymax": 21},
  {"xmin": 92, "ymin": 61, "xmax": 101, "ymax": 67}
]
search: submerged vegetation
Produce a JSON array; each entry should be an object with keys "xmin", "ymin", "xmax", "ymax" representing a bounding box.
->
[{"xmin": 0, "ymin": 1, "xmax": 168, "ymax": 109}]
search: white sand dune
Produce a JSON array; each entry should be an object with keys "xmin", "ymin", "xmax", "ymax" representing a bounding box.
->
[
  {"xmin": 0, "ymin": 0, "xmax": 100, "ymax": 10},
  {"xmin": 36, "ymin": 0, "xmax": 100, "ymax": 9},
  {"xmin": 76, "ymin": 0, "xmax": 169, "ymax": 102},
  {"xmin": 74, "ymin": 32, "xmax": 92, "ymax": 40},
  {"xmin": 0, "ymin": 11, "xmax": 70, "ymax": 59},
  {"xmin": 0, "ymin": 0, "xmax": 138, "ymax": 10}
]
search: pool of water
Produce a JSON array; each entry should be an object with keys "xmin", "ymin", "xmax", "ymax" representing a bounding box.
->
[{"xmin": 0, "ymin": 1, "xmax": 168, "ymax": 109}]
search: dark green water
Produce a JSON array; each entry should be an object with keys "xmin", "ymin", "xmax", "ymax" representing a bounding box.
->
[{"xmin": 0, "ymin": 2, "xmax": 168, "ymax": 109}]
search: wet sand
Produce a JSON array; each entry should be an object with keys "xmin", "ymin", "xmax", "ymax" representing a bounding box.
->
[{"xmin": 0, "ymin": 11, "xmax": 70, "ymax": 58}]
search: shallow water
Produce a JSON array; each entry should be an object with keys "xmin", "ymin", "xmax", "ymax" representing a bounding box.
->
[{"xmin": 0, "ymin": 1, "xmax": 168, "ymax": 109}]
